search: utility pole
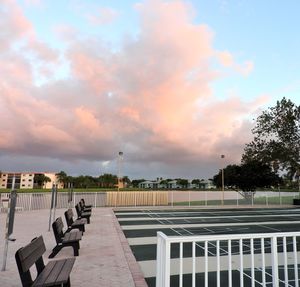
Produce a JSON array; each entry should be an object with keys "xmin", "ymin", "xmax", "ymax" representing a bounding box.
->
[
  {"xmin": 118, "ymin": 151, "xmax": 123, "ymax": 192},
  {"xmin": 221, "ymin": 155, "xmax": 225, "ymax": 205}
]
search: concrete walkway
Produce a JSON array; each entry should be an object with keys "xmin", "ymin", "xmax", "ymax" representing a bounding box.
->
[{"xmin": 0, "ymin": 207, "xmax": 148, "ymax": 287}]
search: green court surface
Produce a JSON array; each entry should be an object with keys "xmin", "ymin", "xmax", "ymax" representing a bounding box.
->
[{"xmin": 115, "ymin": 207, "xmax": 300, "ymax": 287}]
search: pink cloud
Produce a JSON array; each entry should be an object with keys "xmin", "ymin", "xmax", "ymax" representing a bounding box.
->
[
  {"xmin": 217, "ymin": 51, "xmax": 234, "ymax": 67},
  {"xmin": 0, "ymin": 0, "xmax": 263, "ymax": 177}
]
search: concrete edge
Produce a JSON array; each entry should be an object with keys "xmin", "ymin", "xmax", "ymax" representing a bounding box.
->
[{"xmin": 112, "ymin": 209, "xmax": 149, "ymax": 287}]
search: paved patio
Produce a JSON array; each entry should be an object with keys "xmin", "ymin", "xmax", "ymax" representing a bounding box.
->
[{"xmin": 0, "ymin": 207, "xmax": 148, "ymax": 287}]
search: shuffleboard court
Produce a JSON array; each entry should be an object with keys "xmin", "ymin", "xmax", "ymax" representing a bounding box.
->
[{"xmin": 115, "ymin": 207, "xmax": 300, "ymax": 287}]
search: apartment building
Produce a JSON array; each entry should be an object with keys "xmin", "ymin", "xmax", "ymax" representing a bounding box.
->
[{"xmin": 0, "ymin": 172, "xmax": 63, "ymax": 189}]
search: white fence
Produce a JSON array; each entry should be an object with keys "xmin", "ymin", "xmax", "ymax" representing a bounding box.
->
[
  {"xmin": 1, "ymin": 190, "xmax": 298, "ymax": 211},
  {"xmin": 0, "ymin": 192, "xmax": 107, "ymax": 211},
  {"xmin": 156, "ymin": 231, "xmax": 300, "ymax": 287},
  {"xmin": 167, "ymin": 190, "xmax": 299, "ymax": 207}
]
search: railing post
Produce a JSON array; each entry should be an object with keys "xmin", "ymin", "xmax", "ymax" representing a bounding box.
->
[
  {"xmin": 283, "ymin": 236, "xmax": 288, "ymax": 286},
  {"xmin": 271, "ymin": 236, "xmax": 279, "ymax": 287},
  {"xmin": 216, "ymin": 240, "xmax": 220, "ymax": 287},
  {"xmin": 261, "ymin": 238, "xmax": 266, "ymax": 286},
  {"xmin": 293, "ymin": 236, "xmax": 299, "ymax": 287},
  {"xmin": 192, "ymin": 241, "xmax": 196, "ymax": 287},
  {"xmin": 73, "ymin": 192, "xmax": 76, "ymax": 208},
  {"xmin": 94, "ymin": 192, "xmax": 97, "ymax": 208},
  {"xmin": 156, "ymin": 232, "xmax": 170, "ymax": 287},
  {"xmin": 179, "ymin": 242, "xmax": 183, "ymax": 287},
  {"xmin": 205, "ymin": 241, "xmax": 208, "ymax": 287},
  {"xmin": 250, "ymin": 238, "xmax": 255, "ymax": 287},
  {"xmin": 29, "ymin": 193, "xmax": 32, "ymax": 211},
  {"xmin": 239, "ymin": 238, "xmax": 244, "ymax": 287},
  {"xmin": 228, "ymin": 239, "xmax": 232, "ymax": 286}
]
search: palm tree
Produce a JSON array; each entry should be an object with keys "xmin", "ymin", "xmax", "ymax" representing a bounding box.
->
[
  {"xmin": 34, "ymin": 174, "xmax": 51, "ymax": 188},
  {"xmin": 56, "ymin": 171, "xmax": 68, "ymax": 188}
]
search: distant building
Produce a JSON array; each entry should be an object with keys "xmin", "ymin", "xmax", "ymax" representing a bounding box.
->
[
  {"xmin": 0, "ymin": 172, "xmax": 63, "ymax": 189},
  {"xmin": 138, "ymin": 178, "xmax": 216, "ymax": 189}
]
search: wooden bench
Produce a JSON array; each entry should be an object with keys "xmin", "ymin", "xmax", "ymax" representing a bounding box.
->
[
  {"xmin": 64, "ymin": 209, "xmax": 87, "ymax": 232},
  {"xmin": 79, "ymin": 200, "xmax": 92, "ymax": 213},
  {"xmin": 81, "ymin": 198, "xmax": 92, "ymax": 209},
  {"xmin": 49, "ymin": 217, "xmax": 82, "ymax": 258},
  {"xmin": 75, "ymin": 204, "xmax": 91, "ymax": 224},
  {"xmin": 15, "ymin": 235, "xmax": 75, "ymax": 287}
]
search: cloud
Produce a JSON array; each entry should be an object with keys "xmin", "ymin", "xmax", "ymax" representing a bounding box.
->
[
  {"xmin": 85, "ymin": 7, "xmax": 119, "ymax": 25},
  {"xmin": 0, "ymin": 0, "xmax": 264, "ymax": 178}
]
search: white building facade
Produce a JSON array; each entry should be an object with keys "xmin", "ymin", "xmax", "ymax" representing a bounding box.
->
[{"xmin": 0, "ymin": 172, "xmax": 63, "ymax": 189}]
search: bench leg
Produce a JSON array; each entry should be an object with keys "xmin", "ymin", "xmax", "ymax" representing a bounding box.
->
[
  {"xmin": 72, "ymin": 242, "xmax": 80, "ymax": 256},
  {"xmin": 49, "ymin": 245, "xmax": 63, "ymax": 258},
  {"xmin": 63, "ymin": 277, "xmax": 71, "ymax": 287}
]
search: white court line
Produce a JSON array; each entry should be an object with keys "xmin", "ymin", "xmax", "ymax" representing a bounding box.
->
[
  {"xmin": 115, "ymin": 208, "xmax": 300, "ymax": 216},
  {"xmin": 121, "ymin": 220, "xmax": 300, "ymax": 230},
  {"xmin": 117, "ymin": 213, "xmax": 300, "ymax": 221},
  {"xmin": 243, "ymin": 267, "xmax": 294, "ymax": 287},
  {"xmin": 170, "ymin": 228, "xmax": 216, "ymax": 256},
  {"xmin": 258, "ymin": 224, "xmax": 281, "ymax": 232}
]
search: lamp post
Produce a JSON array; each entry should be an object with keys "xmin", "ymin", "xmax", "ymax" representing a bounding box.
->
[
  {"xmin": 118, "ymin": 151, "xmax": 123, "ymax": 192},
  {"xmin": 221, "ymin": 154, "xmax": 225, "ymax": 205}
]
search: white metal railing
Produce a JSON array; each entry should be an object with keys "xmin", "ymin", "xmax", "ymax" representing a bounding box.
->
[
  {"xmin": 0, "ymin": 192, "xmax": 107, "ymax": 211},
  {"xmin": 156, "ymin": 231, "xmax": 300, "ymax": 287}
]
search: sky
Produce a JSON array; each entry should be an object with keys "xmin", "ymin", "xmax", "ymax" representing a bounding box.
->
[{"xmin": 1, "ymin": 0, "xmax": 300, "ymax": 180}]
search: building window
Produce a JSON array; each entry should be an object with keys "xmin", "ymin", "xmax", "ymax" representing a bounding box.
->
[
  {"xmin": 22, "ymin": 184, "xmax": 25, "ymax": 187},
  {"xmin": 28, "ymin": 179, "xmax": 32, "ymax": 182}
]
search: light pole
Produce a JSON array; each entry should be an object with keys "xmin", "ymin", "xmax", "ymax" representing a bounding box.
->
[
  {"xmin": 221, "ymin": 154, "xmax": 225, "ymax": 205},
  {"xmin": 118, "ymin": 151, "xmax": 123, "ymax": 192}
]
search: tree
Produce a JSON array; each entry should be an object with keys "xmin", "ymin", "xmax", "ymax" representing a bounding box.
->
[
  {"xmin": 213, "ymin": 165, "xmax": 240, "ymax": 189},
  {"xmin": 242, "ymin": 97, "xmax": 300, "ymax": 180},
  {"xmin": 98, "ymin": 174, "xmax": 118, "ymax": 188},
  {"xmin": 131, "ymin": 179, "xmax": 145, "ymax": 188},
  {"xmin": 191, "ymin": 179, "xmax": 200, "ymax": 185},
  {"xmin": 176, "ymin": 179, "xmax": 189, "ymax": 189},
  {"xmin": 122, "ymin": 176, "xmax": 131, "ymax": 187},
  {"xmin": 56, "ymin": 171, "xmax": 68, "ymax": 188},
  {"xmin": 213, "ymin": 161, "xmax": 281, "ymax": 200},
  {"xmin": 34, "ymin": 174, "xmax": 51, "ymax": 188}
]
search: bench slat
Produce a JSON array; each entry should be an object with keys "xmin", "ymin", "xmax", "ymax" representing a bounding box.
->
[
  {"xmin": 63, "ymin": 231, "xmax": 82, "ymax": 243},
  {"xmin": 17, "ymin": 236, "xmax": 46, "ymax": 272},
  {"xmin": 55, "ymin": 258, "xmax": 76, "ymax": 283},
  {"xmin": 33, "ymin": 258, "xmax": 75, "ymax": 287},
  {"xmin": 73, "ymin": 218, "xmax": 87, "ymax": 225}
]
